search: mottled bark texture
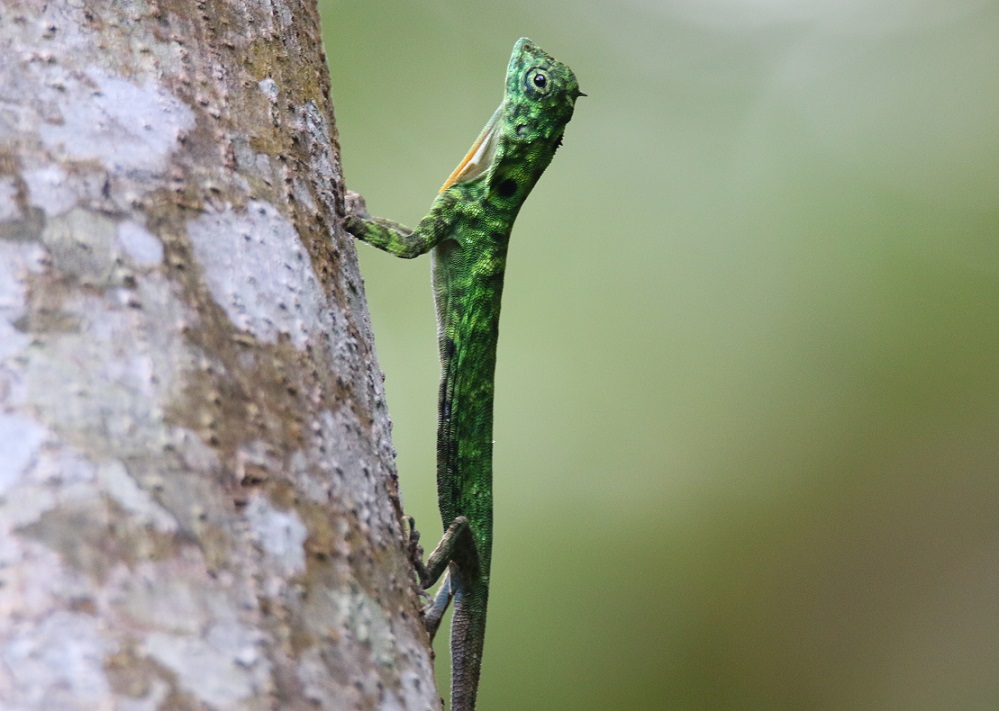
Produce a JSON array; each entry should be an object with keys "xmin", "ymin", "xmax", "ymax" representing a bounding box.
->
[{"xmin": 0, "ymin": 1, "xmax": 439, "ymax": 709}]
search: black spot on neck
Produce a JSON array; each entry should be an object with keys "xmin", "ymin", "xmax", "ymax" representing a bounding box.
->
[{"xmin": 497, "ymin": 179, "xmax": 518, "ymax": 198}]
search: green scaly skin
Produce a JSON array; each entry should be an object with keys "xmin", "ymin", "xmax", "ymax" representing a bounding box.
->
[{"xmin": 344, "ymin": 38, "xmax": 581, "ymax": 710}]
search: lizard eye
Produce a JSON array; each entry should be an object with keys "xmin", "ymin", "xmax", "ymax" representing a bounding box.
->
[{"xmin": 524, "ymin": 67, "xmax": 550, "ymax": 95}]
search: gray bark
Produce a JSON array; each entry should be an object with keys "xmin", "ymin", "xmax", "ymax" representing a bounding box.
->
[{"xmin": 0, "ymin": 1, "xmax": 439, "ymax": 709}]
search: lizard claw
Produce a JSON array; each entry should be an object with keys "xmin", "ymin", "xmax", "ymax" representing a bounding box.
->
[
  {"xmin": 405, "ymin": 515, "xmax": 424, "ymax": 563},
  {"xmin": 344, "ymin": 190, "xmax": 371, "ymax": 220},
  {"xmin": 404, "ymin": 515, "xmax": 431, "ymax": 590},
  {"xmin": 416, "ymin": 587, "xmax": 434, "ymax": 607}
]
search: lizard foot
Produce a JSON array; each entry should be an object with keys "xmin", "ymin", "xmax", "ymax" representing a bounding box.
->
[
  {"xmin": 404, "ymin": 516, "xmax": 433, "ymax": 603},
  {"xmin": 405, "ymin": 515, "xmax": 425, "ymax": 568},
  {"xmin": 344, "ymin": 190, "xmax": 371, "ymax": 220}
]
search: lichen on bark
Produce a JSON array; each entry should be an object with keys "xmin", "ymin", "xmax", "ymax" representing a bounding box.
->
[{"xmin": 0, "ymin": 0, "xmax": 438, "ymax": 708}]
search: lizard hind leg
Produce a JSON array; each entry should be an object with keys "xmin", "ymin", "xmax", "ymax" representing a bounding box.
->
[
  {"xmin": 414, "ymin": 515, "xmax": 478, "ymax": 587},
  {"xmin": 405, "ymin": 516, "xmax": 452, "ymax": 640},
  {"xmin": 409, "ymin": 515, "xmax": 480, "ymax": 641},
  {"xmin": 423, "ymin": 572, "xmax": 452, "ymax": 640}
]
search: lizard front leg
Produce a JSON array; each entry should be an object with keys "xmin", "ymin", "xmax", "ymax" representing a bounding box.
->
[{"xmin": 344, "ymin": 190, "xmax": 459, "ymax": 259}]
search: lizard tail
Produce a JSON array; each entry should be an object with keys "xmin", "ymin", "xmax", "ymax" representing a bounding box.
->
[{"xmin": 449, "ymin": 582, "xmax": 489, "ymax": 711}]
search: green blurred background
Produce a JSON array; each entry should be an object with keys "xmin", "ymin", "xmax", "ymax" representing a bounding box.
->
[{"xmin": 323, "ymin": 1, "xmax": 999, "ymax": 708}]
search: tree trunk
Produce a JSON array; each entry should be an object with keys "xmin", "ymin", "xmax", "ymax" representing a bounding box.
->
[{"xmin": 0, "ymin": 1, "xmax": 439, "ymax": 708}]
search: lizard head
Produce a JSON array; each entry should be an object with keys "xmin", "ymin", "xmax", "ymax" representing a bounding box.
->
[
  {"xmin": 440, "ymin": 38, "xmax": 583, "ymax": 194},
  {"xmin": 504, "ymin": 37, "xmax": 583, "ymax": 146}
]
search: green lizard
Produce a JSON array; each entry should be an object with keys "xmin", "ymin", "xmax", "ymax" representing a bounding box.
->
[{"xmin": 344, "ymin": 37, "xmax": 581, "ymax": 710}]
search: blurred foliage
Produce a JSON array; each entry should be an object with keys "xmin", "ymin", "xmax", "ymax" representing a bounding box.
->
[{"xmin": 322, "ymin": 1, "xmax": 999, "ymax": 708}]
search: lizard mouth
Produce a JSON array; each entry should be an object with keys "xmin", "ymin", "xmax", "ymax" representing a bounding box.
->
[{"xmin": 439, "ymin": 104, "xmax": 501, "ymax": 193}]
